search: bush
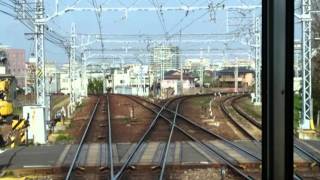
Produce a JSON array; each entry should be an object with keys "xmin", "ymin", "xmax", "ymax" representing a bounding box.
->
[
  {"xmin": 88, "ymin": 78, "xmax": 103, "ymax": 94},
  {"xmin": 55, "ymin": 134, "xmax": 73, "ymax": 142},
  {"xmin": 294, "ymin": 95, "xmax": 302, "ymax": 132}
]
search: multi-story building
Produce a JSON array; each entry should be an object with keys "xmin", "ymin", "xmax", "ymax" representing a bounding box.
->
[
  {"xmin": 104, "ymin": 65, "xmax": 151, "ymax": 96},
  {"xmin": 150, "ymin": 46, "xmax": 180, "ymax": 79},
  {"xmin": 0, "ymin": 47, "xmax": 26, "ymax": 87}
]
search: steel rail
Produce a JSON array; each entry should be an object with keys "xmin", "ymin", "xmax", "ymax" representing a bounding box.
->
[
  {"xmin": 159, "ymin": 100, "xmax": 181, "ymax": 180},
  {"xmin": 171, "ymin": 122, "xmax": 253, "ymax": 179},
  {"xmin": 294, "ymin": 141, "xmax": 320, "ymax": 166},
  {"xmin": 131, "ymin": 95, "xmax": 307, "ymax": 180},
  {"xmin": 130, "ymin": 95, "xmax": 262, "ymax": 161},
  {"xmin": 65, "ymin": 97, "xmax": 101, "ymax": 180},
  {"xmin": 231, "ymin": 95, "xmax": 320, "ymax": 166},
  {"xmin": 113, "ymin": 99, "xmax": 175, "ymax": 180},
  {"xmin": 106, "ymin": 94, "xmax": 114, "ymax": 179},
  {"xmin": 220, "ymin": 95, "xmax": 259, "ymax": 141},
  {"xmin": 230, "ymin": 95, "xmax": 262, "ymax": 129},
  {"xmin": 229, "ymin": 95, "xmax": 317, "ymax": 179},
  {"xmin": 165, "ymin": 95, "xmax": 304, "ymax": 180},
  {"xmin": 294, "ymin": 173, "xmax": 303, "ymax": 180},
  {"xmin": 126, "ymin": 96, "xmax": 253, "ymax": 179}
]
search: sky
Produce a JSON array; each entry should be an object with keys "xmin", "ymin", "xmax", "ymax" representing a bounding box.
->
[{"xmin": 0, "ymin": 0, "xmax": 269, "ymax": 65}]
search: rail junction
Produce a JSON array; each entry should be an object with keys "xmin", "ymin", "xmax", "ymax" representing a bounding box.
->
[{"xmin": 0, "ymin": 93, "xmax": 319, "ymax": 179}]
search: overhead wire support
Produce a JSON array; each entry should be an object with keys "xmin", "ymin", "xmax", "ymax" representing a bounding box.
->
[
  {"xmin": 34, "ymin": 0, "xmax": 45, "ymax": 107},
  {"xmin": 69, "ymin": 23, "xmax": 77, "ymax": 115},
  {"xmin": 301, "ymin": 0, "xmax": 313, "ymax": 129},
  {"xmin": 44, "ymin": 5, "xmax": 261, "ymax": 22},
  {"xmin": 254, "ymin": 16, "xmax": 261, "ymax": 105}
]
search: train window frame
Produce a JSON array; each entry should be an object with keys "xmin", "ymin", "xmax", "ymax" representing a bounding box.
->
[{"xmin": 261, "ymin": 0, "xmax": 294, "ymax": 179}]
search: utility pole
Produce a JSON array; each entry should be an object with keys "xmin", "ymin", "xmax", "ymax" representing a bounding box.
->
[
  {"xmin": 200, "ymin": 65, "xmax": 204, "ymax": 91},
  {"xmin": 82, "ymin": 53, "xmax": 88, "ymax": 97},
  {"xmin": 180, "ymin": 56, "xmax": 183, "ymax": 95},
  {"xmin": 179, "ymin": 31, "xmax": 183, "ymax": 95},
  {"xmin": 301, "ymin": 0, "xmax": 312, "ymax": 129},
  {"xmin": 35, "ymin": 0, "xmax": 45, "ymax": 107},
  {"xmin": 234, "ymin": 59, "xmax": 239, "ymax": 93},
  {"xmin": 69, "ymin": 23, "xmax": 76, "ymax": 115},
  {"xmin": 254, "ymin": 17, "xmax": 262, "ymax": 105},
  {"xmin": 33, "ymin": 0, "xmax": 48, "ymax": 144},
  {"xmin": 139, "ymin": 64, "xmax": 143, "ymax": 96}
]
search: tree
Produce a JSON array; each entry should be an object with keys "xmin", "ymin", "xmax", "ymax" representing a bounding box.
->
[
  {"xmin": 87, "ymin": 78, "xmax": 103, "ymax": 95},
  {"xmin": 312, "ymin": 1, "xmax": 320, "ymax": 124}
]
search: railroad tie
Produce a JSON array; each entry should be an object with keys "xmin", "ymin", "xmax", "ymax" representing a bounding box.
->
[
  {"xmin": 120, "ymin": 143, "xmax": 137, "ymax": 163},
  {"xmin": 210, "ymin": 140, "xmax": 249, "ymax": 164},
  {"xmin": 86, "ymin": 143, "xmax": 100, "ymax": 166},
  {"xmin": 186, "ymin": 141, "xmax": 216, "ymax": 163},
  {"xmin": 112, "ymin": 144, "xmax": 120, "ymax": 164},
  {"xmin": 298, "ymin": 140, "xmax": 320, "ymax": 155},
  {"xmin": 131, "ymin": 143, "xmax": 148, "ymax": 164},
  {"xmin": 140, "ymin": 142, "xmax": 159, "ymax": 165},
  {"xmin": 78, "ymin": 144, "xmax": 89, "ymax": 167},
  {"xmin": 174, "ymin": 141, "xmax": 181, "ymax": 164},
  {"xmin": 294, "ymin": 152, "xmax": 307, "ymax": 164},
  {"xmin": 151, "ymin": 142, "xmax": 166, "ymax": 164},
  {"xmin": 55, "ymin": 144, "xmax": 71, "ymax": 166},
  {"xmin": 99, "ymin": 143, "xmax": 108, "ymax": 167}
]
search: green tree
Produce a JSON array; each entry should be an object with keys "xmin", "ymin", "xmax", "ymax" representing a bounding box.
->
[
  {"xmin": 312, "ymin": 1, "xmax": 320, "ymax": 125},
  {"xmin": 294, "ymin": 95, "xmax": 302, "ymax": 133},
  {"xmin": 87, "ymin": 78, "xmax": 104, "ymax": 94}
]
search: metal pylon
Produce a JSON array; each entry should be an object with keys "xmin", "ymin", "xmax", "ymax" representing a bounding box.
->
[
  {"xmin": 301, "ymin": 0, "xmax": 312, "ymax": 129},
  {"xmin": 234, "ymin": 60, "xmax": 239, "ymax": 93},
  {"xmin": 69, "ymin": 23, "xmax": 76, "ymax": 114},
  {"xmin": 254, "ymin": 17, "xmax": 261, "ymax": 105},
  {"xmin": 35, "ymin": 0, "xmax": 45, "ymax": 107},
  {"xmin": 81, "ymin": 53, "xmax": 88, "ymax": 97}
]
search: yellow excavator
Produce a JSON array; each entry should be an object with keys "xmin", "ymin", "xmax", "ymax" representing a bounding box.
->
[
  {"xmin": 0, "ymin": 79, "xmax": 13, "ymax": 118},
  {"xmin": 0, "ymin": 50, "xmax": 28, "ymax": 148},
  {"xmin": 0, "ymin": 77, "xmax": 29, "ymax": 148}
]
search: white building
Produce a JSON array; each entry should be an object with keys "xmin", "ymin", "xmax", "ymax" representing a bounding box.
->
[
  {"xmin": 45, "ymin": 62, "xmax": 60, "ymax": 94},
  {"xmin": 59, "ymin": 64, "xmax": 70, "ymax": 94},
  {"xmin": 160, "ymin": 70, "xmax": 195, "ymax": 97},
  {"xmin": 151, "ymin": 46, "xmax": 180, "ymax": 79},
  {"xmin": 105, "ymin": 65, "xmax": 151, "ymax": 96},
  {"xmin": 294, "ymin": 77, "xmax": 302, "ymax": 93}
]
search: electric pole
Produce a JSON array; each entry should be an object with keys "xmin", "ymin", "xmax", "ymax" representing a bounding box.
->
[{"xmin": 301, "ymin": 0, "xmax": 312, "ymax": 129}]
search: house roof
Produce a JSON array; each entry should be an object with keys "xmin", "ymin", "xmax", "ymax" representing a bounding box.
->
[
  {"xmin": 164, "ymin": 70, "xmax": 194, "ymax": 80},
  {"xmin": 217, "ymin": 67, "xmax": 254, "ymax": 76}
]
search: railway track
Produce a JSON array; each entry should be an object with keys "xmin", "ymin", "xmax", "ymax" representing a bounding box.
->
[
  {"xmin": 151, "ymin": 93, "xmax": 319, "ymax": 179},
  {"xmin": 59, "ymin": 94, "xmax": 318, "ymax": 179},
  {"xmin": 3, "ymin": 93, "xmax": 318, "ymax": 179},
  {"xmin": 230, "ymin": 95, "xmax": 261, "ymax": 129},
  {"xmin": 65, "ymin": 95, "xmax": 114, "ymax": 180},
  {"xmin": 220, "ymin": 95, "xmax": 261, "ymax": 141},
  {"xmin": 231, "ymin": 95, "xmax": 320, "ymax": 179},
  {"xmin": 118, "ymin": 94, "xmax": 261, "ymax": 180}
]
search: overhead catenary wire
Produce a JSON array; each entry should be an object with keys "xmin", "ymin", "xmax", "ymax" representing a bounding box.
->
[
  {"xmin": 91, "ymin": 0, "xmax": 105, "ymax": 56},
  {"xmin": 0, "ymin": 0, "xmax": 69, "ymax": 49},
  {"xmin": 149, "ymin": 0, "xmax": 169, "ymax": 39}
]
